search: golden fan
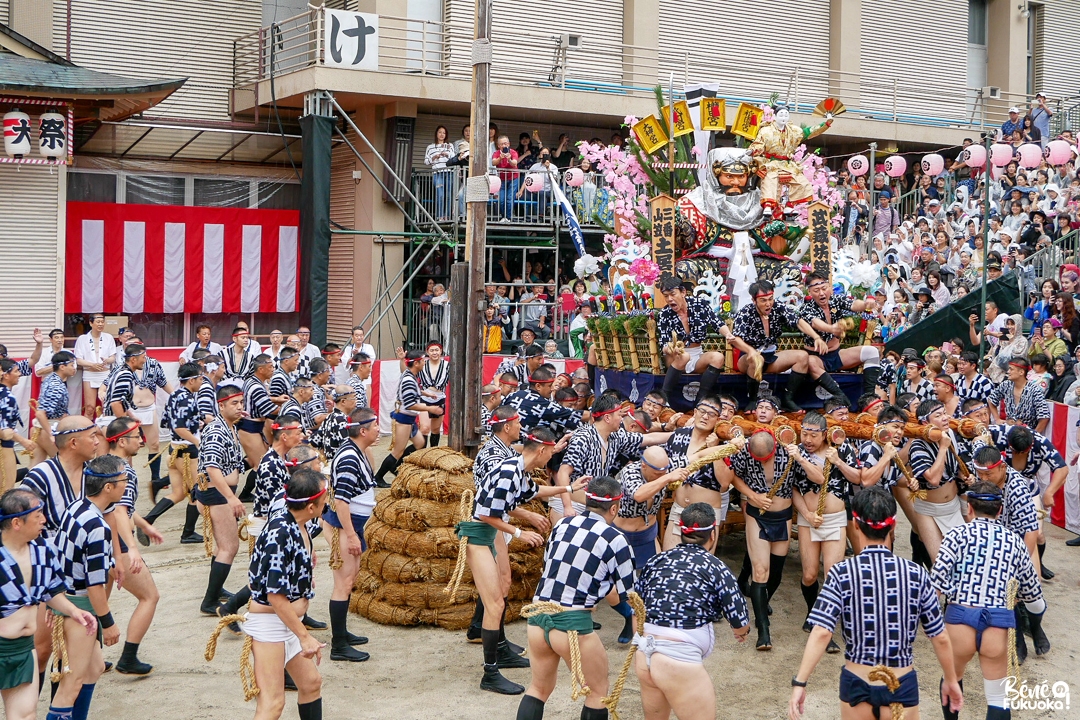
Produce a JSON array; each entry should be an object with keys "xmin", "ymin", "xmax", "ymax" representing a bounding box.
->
[{"xmin": 813, "ymin": 97, "xmax": 847, "ymax": 117}]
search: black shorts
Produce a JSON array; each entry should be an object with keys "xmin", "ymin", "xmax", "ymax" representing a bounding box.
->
[
  {"xmin": 196, "ymin": 483, "xmax": 237, "ymax": 506},
  {"xmin": 840, "ymin": 667, "xmax": 919, "ymax": 711},
  {"xmin": 237, "ymin": 418, "xmax": 265, "ymax": 435},
  {"xmin": 812, "ymin": 349, "xmax": 844, "ymax": 373},
  {"xmin": 745, "ymin": 504, "xmax": 793, "ymax": 542},
  {"xmin": 173, "ymin": 444, "xmax": 198, "ymax": 460},
  {"xmin": 761, "ymin": 351, "xmax": 779, "ymax": 367}
]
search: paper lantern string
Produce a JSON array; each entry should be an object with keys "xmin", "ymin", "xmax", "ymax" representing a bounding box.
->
[
  {"xmin": 284, "ymin": 486, "xmax": 328, "ymax": 503},
  {"xmin": 0, "ymin": 501, "xmax": 45, "ymax": 521},
  {"xmin": 851, "ymin": 510, "xmax": 896, "ymax": 530}
]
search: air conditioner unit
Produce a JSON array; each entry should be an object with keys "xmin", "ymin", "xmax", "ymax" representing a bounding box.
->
[
  {"xmin": 983, "ymin": 86, "xmax": 1002, "ymax": 100},
  {"xmin": 560, "ymin": 33, "xmax": 582, "ymax": 49}
]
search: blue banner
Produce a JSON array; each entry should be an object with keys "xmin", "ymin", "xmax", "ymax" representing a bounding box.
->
[{"xmin": 551, "ymin": 181, "xmax": 585, "ymax": 257}]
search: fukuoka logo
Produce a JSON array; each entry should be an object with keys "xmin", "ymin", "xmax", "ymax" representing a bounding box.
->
[{"xmin": 1003, "ymin": 677, "xmax": 1070, "ymax": 712}]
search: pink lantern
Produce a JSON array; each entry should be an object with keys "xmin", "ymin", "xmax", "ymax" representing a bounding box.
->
[
  {"xmin": 884, "ymin": 155, "xmax": 907, "ymax": 177},
  {"xmin": 524, "ymin": 173, "xmax": 545, "ymax": 192},
  {"xmin": 1045, "ymin": 139, "xmax": 1072, "ymax": 166},
  {"xmin": 1015, "ymin": 143, "xmax": 1042, "ymax": 169},
  {"xmin": 920, "ymin": 153, "xmax": 944, "ymax": 176},
  {"xmin": 962, "ymin": 144, "xmax": 986, "ymax": 168},
  {"xmin": 487, "ymin": 174, "xmax": 501, "ymax": 195},
  {"xmin": 989, "ymin": 144, "xmax": 1013, "ymax": 167},
  {"xmin": 564, "ymin": 167, "xmax": 584, "ymax": 187},
  {"xmin": 847, "ymin": 155, "xmax": 869, "ymax": 177},
  {"xmin": 991, "ymin": 164, "xmax": 1005, "ymax": 180}
]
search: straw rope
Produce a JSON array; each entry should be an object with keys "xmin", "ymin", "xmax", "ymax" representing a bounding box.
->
[
  {"xmin": 238, "ymin": 516, "xmax": 255, "ymax": 555},
  {"xmin": 867, "ymin": 665, "xmax": 904, "ymax": 720},
  {"xmin": 765, "ymin": 455, "xmax": 796, "ymax": 500},
  {"xmin": 443, "ymin": 488, "xmax": 474, "ymax": 602},
  {"xmin": 601, "ymin": 591, "xmax": 647, "ymax": 720},
  {"xmin": 49, "ymin": 611, "xmax": 71, "ymax": 684},
  {"xmin": 1006, "ymin": 578, "xmax": 1021, "ymax": 683},
  {"xmin": 197, "ymin": 473, "xmax": 214, "ymax": 557},
  {"xmin": 205, "ymin": 615, "xmax": 259, "ymax": 702}
]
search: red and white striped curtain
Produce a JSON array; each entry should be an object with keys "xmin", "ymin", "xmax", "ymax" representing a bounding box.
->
[{"xmin": 65, "ymin": 202, "xmax": 301, "ymax": 314}]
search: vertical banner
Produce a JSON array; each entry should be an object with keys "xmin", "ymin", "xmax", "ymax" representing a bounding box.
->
[
  {"xmin": 807, "ymin": 201, "xmax": 832, "ymax": 285},
  {"xmin": 650, "ymin": 194, "xmax": 677, "ymax": 308}
]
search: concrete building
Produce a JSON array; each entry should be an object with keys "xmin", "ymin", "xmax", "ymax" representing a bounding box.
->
[{"xmin": 2, "ymin": 0, "xmax": 1078, "ymax": 356}]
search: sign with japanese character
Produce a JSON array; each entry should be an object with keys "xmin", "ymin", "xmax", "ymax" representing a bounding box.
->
[
  {"xmin": 660, "ymin": 100, "xmax": 694, "ymax": 137},
  {"xmin": 650, "ymin": 194, "xmax": 677, "ymax": 308},
  {"xmin": 633, "ymin": 115, "xmax": 668, "ymax": 155},
  {"xmin": 807, "ymin": 201, "xmax": 832, "ymax": 285},
  {"xmin": 700, "ymin": 98, "xmax": 726, "ymax": 132},
  {"xmin": 323, "ymin": 8, "xmax": 379, "ymax": 70},
  {"xmin": 732, "ymin": 102, "xmax": 764, "ymax": 141}
]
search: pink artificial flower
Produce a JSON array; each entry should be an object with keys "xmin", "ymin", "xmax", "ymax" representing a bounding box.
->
[{"xmin": 629, "ymin": 258, "xmax": 660, "ymax": 287}]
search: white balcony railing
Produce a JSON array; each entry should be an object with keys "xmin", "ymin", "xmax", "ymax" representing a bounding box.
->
[{"xmin": 235, "ymin": 8, "xmax": 1047, "ymax": 134}]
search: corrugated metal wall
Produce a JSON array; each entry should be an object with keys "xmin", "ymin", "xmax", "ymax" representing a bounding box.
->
[
  {"xmin": 658, "ymin": 0, "xmax": 831, "ymax": 100},
  {"xmin": 861, "ymin": 0, "xmax": 968, "ymax": 118},
  {"xmin": 0, "ymin": 1, "xmax": 9, "ymax": 28},
  {"xmin": 0, "ymin": 165, "xmax": 62, "ymax": 354},
  {"xmin": 327, "ymin": 137, "xmax": 357, "ymax": 343},
  {"xmin": 64, "ymin": 0, "xmax": 262, "ymax": 121},
  {"xmin": 1035, "ymin": 0, "xmax": 1080, "ymax": 100}
]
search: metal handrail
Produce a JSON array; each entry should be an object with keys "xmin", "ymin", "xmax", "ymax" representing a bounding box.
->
[
  {"xmin": 1018, "ymin": 228, "xmax": 1079, "ymax": 309},
  {"xmin": 232, "ymin": 8, "xmax": 1044, "ymax": 133}
]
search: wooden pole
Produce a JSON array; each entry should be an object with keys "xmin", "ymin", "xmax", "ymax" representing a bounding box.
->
[
  {"xmin": 447, "ymin": 262, "xmax": 469, "ymax": 451},
  {"xmin": 460, "ymin": 0, "xmax": 492, "ymax": 457}
]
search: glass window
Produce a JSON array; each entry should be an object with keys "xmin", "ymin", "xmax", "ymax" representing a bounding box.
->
[
  {"xmin": 258, "ymin": 182, "xmax": 302, "ymax": 210},
  {"xmin": 194, "ymin": 178, "xmax": 250, "ymax": 208},
  {"xmin": 126, "ymin": 175, "xmax": 185, "ymax": 205},
  {"xmin": 68, "ymin": 172, "xmax": 117, "ymax": 203},
  {"xmin": 967, "ymin": 0, "xmax": 987, "ymax": 45},
  {"xmin": 122, "ymin": 313, "xmax": 186, "ymax": 347}
]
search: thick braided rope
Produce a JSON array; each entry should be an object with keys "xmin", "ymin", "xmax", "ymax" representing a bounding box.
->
[
  {"xmin": 867, "ymin": 665, "xmax": 904, "ymax": 720},
  {"xmin": 765, "ymin": 453, "xmax": 796, "ymax": 500},
  {"xmin": 684, "ymin": 441, "xmax": 742, "ymax": 474},
  {"xmin": 19, "ymin": 399, "xmax": 39, "ymax": 457},
  {"xmin": 893, "ymin": 456, "xmax": 928, "ymax": 501},
  {"xmin": 329, "ymin": 527, "xmax": 344, "ymax": 570},
  {"xmin": 815, "ymin": 459, "xmax": 834, "ymax": 518},
  {"xmin": 520, "ymin": 601, "xmax": 591, "ymax": 701},
  {"xmin": 601, "ymin": 591, "xmax": 646, "ymax": 720},
  {"xmin": 0, "ymin": 447, "xmax": 9, "ymax": 494},
  {"xmin": 205, "ymin": 614, "xmax": 259, "ymax": 702},
  {"xmin": 49, "ymin": 612, "xmax": 71, "ymax": 684},
  {"xmin": 198, "ymin": 473, "xmax": 214, "ymax": 558},
  {"xmin": 238, "ymin": 516, "xmax": 255, "ymax": 555},
  {"xmin": 443, "ymin": 488, "xmax": 475, "ymax": 601},
  {"xmin": 181, "ymin": 453, "xmax": 195, "ymax": 493},
  {"xmin": 1006, "ymin": 578, "xmax": 1021, "ymax": 682},
  {"xmin": 21, "ymin": 426, "xmax": 40, "ymax": 457}
]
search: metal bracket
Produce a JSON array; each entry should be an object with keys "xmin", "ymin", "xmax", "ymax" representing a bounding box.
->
[
  {"xmin": 303, "ymin": 90, "xmax": 334, "ymax": 118},
  {"xmin": 466, "ymin": 175, "xmax": 491, "ymax": 203},
  {"xmin": 471, "ymin": 39, "xmax": 492, "ymax": 65}
]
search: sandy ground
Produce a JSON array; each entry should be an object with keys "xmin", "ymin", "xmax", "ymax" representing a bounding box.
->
[{"xmin": 52, "ymin": 436, "xmax": 1080, "ymax": 720}]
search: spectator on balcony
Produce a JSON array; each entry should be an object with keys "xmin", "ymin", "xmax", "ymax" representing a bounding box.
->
[
  {"xmin": 1020, "ymin": 115, "xmax": 1041, "ymax": 145},
  {"xmin": 872, "ymin": 194, "xmax": 899, "ymax": 237},
  {"xmin": 492, "ymin": 135, "xmax": 519, "ymax": 221},
  {"xmin": 1001, "ymin": 106, "xmax": 1022, "ymax": 138},
  {"xmin": 518, "ymin": 327, "xmax": 543, "ymax": 354},
  {"xmin": 516, "ymin": 149, "xmax": 558, "ymax": 218},
  {"xmin": 1002, "ymin": 201, "xmax": 1029, "ymax": 233},
  {"xmin": 543, "ymin": 339, "xmax": 564, "ymax": 359},
  {"xmin": 551, "ymin": 134, "xmax": 574, "ymax": 169},
  {"xmin": 518, "ymin": 285, "xmax": 551, "ymax": 340},
  {"xmin": 610, "ymin": 133, "xmax": 625, "ymax": 149},
  {"xmin": 424, "ymin": 126, "xmax": 455, "ymax": 223},
  {"xmin": 1050, "ymin": 163, "xmax": 1074, "ymax": 189},
  {"xmin": 482, "ymin": 304, "xmax": 509, "ymax": 353},
  {"xmin": 1030, "ymin": 93, "xmax": 1053, "ymax": 145},
  {"xmin": 923, "ymin": 198, "xmax": 946, "ymax": 225},
  {"xmin": 927, "ymin": 271, "xmax": 950, "ymax": 308},
  {"xmin": 487, "ymin": 122, "xmax": 498, "ymax": 169},
  {"xmin": 516, "ymin": 132, "xmax": 541, "ymax": 169}
]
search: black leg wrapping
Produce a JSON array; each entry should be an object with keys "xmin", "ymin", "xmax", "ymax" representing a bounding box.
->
[
  {"xmin": 201, "ymin": 560, "xmax": 232, "ymax": 611},
  {"xmin": 182, "ymin": 503, "xmax": 201, "ymax": 537},
  {"xmin": 800, "ymin": 581, "xmax": 820, "ymax": 615},
  {"xmin": 697, "ymin": 365, "xmax": 722, "ymax": 401},
  {"xmin": 1027, "ymin": 607, "xmax": 1050, "ymax": 656},
  {"xmin": 222, "ymin": 586, "xmax": 251, "ymax": 616},
  {"xmin": 782, "ymin": 372, "xmax": 808, "ymax": 411},
  {"xmin": 862, "ymin": 366, "xmax": 882, "ymax": 395},
  {"xmin": 143, "ymin": 497, "xmax": 174, "ymax": 525},
  {"xmin": 298, "ymin": 699, "xmax": 322, "ymax": 720},
  {"xmin": 661, "ymin": 365, "xmax": 683, "ymax": 396},
  {"xmin": 744, "ymin": 378, "xmax": 761, "ymax": 411},
  {"xmin": 580, "ymin": 706, "xmax": 608, "ymax": 720},
  {"xmin": 815, "ymin": 372, "xmax": 847, "ymax": 402},
  {"xmin": 374, "ymin": 454, "xmax": 399, "ymax": 483},
  {"xmin": 516, "ymin": 695, "xmax": 545, "ymax": 720},
  {"xmin": 941, "ymin": 677, "xmax": 961, "ymax": 720},
  {"xmin": 910, "ymin": 530, "xmax": 931, "ymax": 569},
  {"xmin": 985, "ymin": 707, "xmax": 1010, "ymax": 720},
  {"xmin": 765, "ymin": 553, "xmax": 786, "ymax": 600}
]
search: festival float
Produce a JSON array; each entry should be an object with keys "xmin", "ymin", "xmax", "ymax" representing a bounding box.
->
[{"xmin": 576, "ymin": 91, "xmax": 882, "ymax": 410}]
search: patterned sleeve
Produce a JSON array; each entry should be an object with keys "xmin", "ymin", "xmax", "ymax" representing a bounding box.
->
[
  {"xmin": 38, "ymin": 377, "xmax": 68, "ymax": 419},
  {"xmin": 988, "ymin": 381, "xmax": 1006, "ymax": 408},
  {"xmin": 611, "ymin": 428, "xmax": 644, "ymax": 463},
  {"xmin": 148, "ymin": 361, "xmax": 168, "ymax": 389},
  {"xmin": 1039, "ymin": 438, "xmax": 1066, "ymax": 473},
  {"xmin": 906, "ymin": 439, "xmax": 936, "ymax": 478},
  {"xmin": 728, "ymin": 449, "xmax": 749, "ymax": 483},
  {"xmin": 560, "ymin": 433, "xmax": 590, "ymax": 479},
  {"xmin": 398, "ymin": 375, "xmax": 422, "ymax": 409},
  {"xmin": 712, "ymin": 561, "xmax": 751, "ymax": 628},
  {"xmin": 928, "ymin": 529, "xmax": 959, "ymax": 596},
  {"xmin": 105, "ymin": 370, "xmax": 134, "ymax": 410},
  {"xmin": 117, "ymin": 466, "xmax": 138, "ymax": 514},
  {"xmin": 779, "ymin": 303, "xmax": 801, "ymax": 332},
  {"xmin": 248, "ymin": 384, "xmax": 278, "ymax": 419},
  {"xmin": 83, "ymin": 523, "xmax": 113, "ymax": 588},
  {"xmin": 605, "ymin": 534, "xmax": 636, "ymax": 602},
  {"xmin": 1006, "ymin": 482, "xmax": 1040, "ymax": 535},
  {"xmin": 730, "ymin": 306, "xmax": 753, "ymax": 340},
  {"xmin": 1033, "ymin": 390, "xmax": 1050, "ymax": 421},
  {"xmin": 259, "ymin": 526, "xmax": 293, "ymax": 598},
  {"xmin": 269, "ymin": 374, "xmax": 288, "ymax": 397},
  {"xmin": 474, "ymin": 462, "xmax": 519, "ymax": 521},
  {"xmin": 877, "ymin": 361, "xmax": 896, "ymax": 389},
  {"xmin": 0, "ymin": 394, "xmax": 21, "ymax": 429},
  {"xmin": 332, "ymin": 452, "xmax": 364, "ymax": 502},
  {"xmin": 807, "ymin": 563, "xmax": 844, "ymax": 632},
  {"xmin": 916, "ymin": 569, "xmax": 946, "ymax": 638}
]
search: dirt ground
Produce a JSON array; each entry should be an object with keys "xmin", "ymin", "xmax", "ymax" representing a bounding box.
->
[{"xmin": 64, "ymin": 436, "xmax": 1080, "ymax": 720}]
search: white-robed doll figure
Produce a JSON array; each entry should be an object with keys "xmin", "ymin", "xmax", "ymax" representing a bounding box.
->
[{"xmin": 749, "ymin": 103, "xmax": 833, "ymax": 219}]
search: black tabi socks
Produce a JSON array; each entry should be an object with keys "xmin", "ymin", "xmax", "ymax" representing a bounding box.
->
[
  {"xmin": 862, "ymin": 366, "xmax": 882, "ymax": 395},
  {"xmin": 697, "ymin": 365, "xmax": 722, "ymax": 401},
  {"xmin": 202, "ymin": 560, "xmax": 232, "ymax": 612},
  {"xmin": 481, "ymin": 628, "xmax": 500, "ymax": 666},
  {"xmin": 765, "ymin": 553, "xmax": 786, "ymax": 601},
  {"xmin": 910, "ymin": 530, "xmax": 932, "ymax": 570},
  {"xmin": 238, "ymin": 469, "xmax": 257, "ymax": 500},
  {"xmin": 222, "ymin": 586, "xmax": 252, "ymax": 616},
  {"xmin": 298, "ymin": 699, "xmax": 323, "ymax": 720},
  {"xmin": 148, "ymin": 453, "xmax": 162, "ymax": 483},
  {"xmin": 800, "ymin": 581, "xmax": 820, "ymax": 615},
  {"xmin": 428, "ymin": 433, "xmax": 441, "ymax": 447},
  {"xmin": 516, "ymin": 695, "xmax": 545, "ymax": 720},
  {"xmin": 374, "ymin": 454, "xmax": 400, "ymax": 483},
  {"xmin": 402, "ymin": 444, "xmax": 419, "ymax": 459},
  {"xmin": 183, "ymin": 502, "xmax": 201, "ymax": 536},
  {"xmin": 737, "ymin": 552, "xmax": 752, "ymax": 595},
  {"xmin": 580, "ymin": 706, "xmax": 608, "ymax": 720}
]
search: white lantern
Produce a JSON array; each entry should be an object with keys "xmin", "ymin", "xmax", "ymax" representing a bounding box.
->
[
  {"xmin": 38, "ymin": 111, "xmax": 67, "ymax": 159},
  {"xmin": 3, "ymin": 109, "xmax": 32, "ymax": 158}
]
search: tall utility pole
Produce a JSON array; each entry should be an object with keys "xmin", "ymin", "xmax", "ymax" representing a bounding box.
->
[{"xmin": 450, "ymin": 0, "xmax": 491, "ymax": 454}]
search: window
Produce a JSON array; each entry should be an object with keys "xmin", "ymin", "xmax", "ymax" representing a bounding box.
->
[
  {"xmin": 967, "ymin": 0, "xmax": 987, "ymax": 45},
  {"xmin": 194, "ymin": 178, "xmax": 250, "ymax": 207},
  {"xmin": 258, "ymin": 181, "xmax": 302, "ymax": 209},
  {"xmin": 126, "ymin": 175, "xmax": 185, "ymax": 205},
  {"xmin": 68, "ymin": 172, "xmax": 117, "ymax": 203}
]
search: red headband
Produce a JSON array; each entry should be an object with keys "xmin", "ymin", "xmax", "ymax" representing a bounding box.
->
[
  {"xmin": 501, "ymin": 378, "xmax": 519, "ymax": 387},
  {"xmin": 271, "ymin": 422, "xmax": 301, "ymax": 431},
  {"xmin": 973, "ymin": 458, "xmax": 1004, "ymax": 472},
  {"xmin": 232, "ymin": 331, "xmax": 249, "ymax": 338},
  {"xmin": 863, "ymin": 398, "xmax": 884, "ymax": 412},
  {"xmin": 105, "ymin": 421, "xmax": 141, "ymax": 443},
  {"xmin": 283, "ymin": 456, "xmax": 317, "ymax": 468},
  {"xmin": 529, "ymin": 376, "xmax": 555, "ymax": 384},
  {"xmin": 591, "ymin": 405, "xmax": 622, "ymax": 419},
  {"xmin": 284, "ymin": 486, "xmax": 328, "ymax": 503},
  {"xmin": 321, "ymin": 349, "xmax": 340, "ymax": 356},
  {"xmin": 629, "ymin": 414, "xmax": 650, "ymax": 433},
  {"xmin": 679, "ymin": 521, "xmax": 716, "ymax": 534},
  {"xmin": 584, "ymin": 491, "xmax": 622, "ymax": 502},
  {"xmin": 748, "ymin": 429, "xmax": 776, "ymax": 461},
  {"xmin": 1008, "ymin": 360, "xmax": 1028, "ymax": 369},
  {"xmin": 218, "ymin": 391, "xmax": 243, "ymax": 403},
  {"xmin": 852, "ymin": 510, "xmax": 896, "ymax": 530},
  {"xmin": 934, "ymin": 375, "xmax": 955, "ymax": 389},
  {"xmin": 525, "ymin": 433, "xmax": 556, "ymax": 446},
  {"xmin": 348, "ymin": 359, "xmax": 372, "ymax": 366},
  {"xmin": 754, "ymin": 290, "xmax": 774, "ymax": 299},
  {"xmin": 489, "ymin": 413, "xmax": 520, "ymax": 425}
]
